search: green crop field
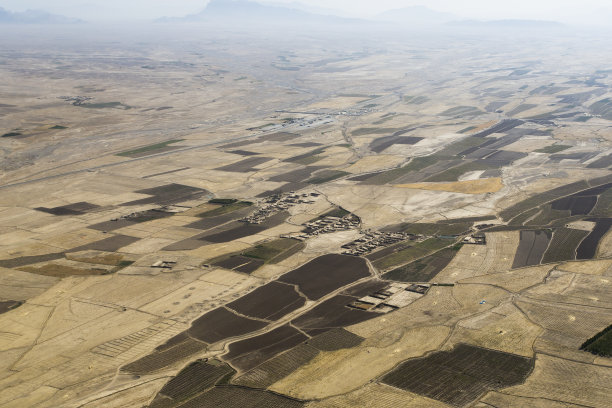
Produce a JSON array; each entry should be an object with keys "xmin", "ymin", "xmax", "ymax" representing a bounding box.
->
[
  {"xmin": 535, "ymin": 145, "xmax": 572, "ymax": 154},
  {"xmin": 581, "ymin": 325, "xmax": 612, "ymax": 357},
  {"xmin": 373, "ymin": 238, "xmax": 453, "ymax": 270},
  {"xmin": 198, "ymin": 201, "xmax": 252, "ymax": 218},
  {"xmin": 242, "ymin": 238, "xmax": 304, "ymax": 264}
]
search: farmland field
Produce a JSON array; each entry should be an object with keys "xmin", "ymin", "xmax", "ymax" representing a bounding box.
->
[
  {"xmin": 224, "ymin": 325, "xmax": 308, "ymax": 371},
  {"xmin": 541, "ymin": 228, "xmax": 589, "ymax": 263},
  {"xmin": 292, "ymin": 295, "xmax": 379, "ymax": 336},
  {"xmin": 576, "ymin": 218, "xmax": 612, "ymax": 259},
  {"xmin": 278, "ymin": 254, "xmax": 371, "ymax": 300},
  {"xmin": 383, "ymin": 245, "xmax": 462, "ymax": 282},
  {"xmin": 381, "ymin": 343, "xmax": 533, "ymax": 407},
  {"xmin": 372, "ymin": 238, "xmax": 452, "ymax": 271},
  {"xmin": 0, "ymin": 300, "xmax": 22, "ymax": 315},
  {"xmin": 188, "ymin": 308, "xmax": 268, "ymax": 343},
  {"xmin": 176, "ymin": 386, "xmax": 305, "ymax": 408},
  {"xmin": 1, "ymin": 19, "xmax": 612, "ymax": 408},
  {"xmin": 581, "ymin": 325, "xmax": 612, "ymax": 357},
  {"xmin": 226, "ymin": 281, "xmax": 306, "ymax": 321},
  {"xmin": 512, "ymin": 230, "xmax": 552, "ymax": 268},
  {"xmin": 149, "ymin": 359, "xmax": 234, "ymax": 407},
  {"xmin": 234, "ymin": 344, "xmax": 320, "ymax": 388},
  {"xmin": 122, "ymin": 337, "xmax": 207, "ymax": 375}
]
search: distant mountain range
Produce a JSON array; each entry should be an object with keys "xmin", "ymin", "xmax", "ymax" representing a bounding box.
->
[
  {"xmin": 0, "ymin": 1, "xmax": 565, "ymax": 29},
  {"xmin": 158, "ymin": 0, "xmax": 358, "ymax": 24},
  {"xmin": 0, "ymin": 7, "xmax": 82, "ymax": 24},
  {"xmin": 160, "ymin": 0, "xmax": 564, "ymax": 29}
]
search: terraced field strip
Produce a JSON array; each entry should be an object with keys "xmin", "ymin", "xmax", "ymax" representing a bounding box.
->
[
  {"xmin": 541, "ymin": 228, "xmax": 589, "ymax": 263},
  {"xmin": 176, "ymin": 386, "xmax": 306, "ymax": 408},
  {"xmin": 234, "ymin": 344, "xmax": 320, "ymax": 389},
  {"xmin": 121, "ymin": 335, "xmax": 207, "ymax": 375},
  {"xmin": 92, "ymin": 320, "xmax": 185, "ymax": 360},
  {"xmin": 149, "ymin": 359, "xmax": 235, "ymax": 408}
]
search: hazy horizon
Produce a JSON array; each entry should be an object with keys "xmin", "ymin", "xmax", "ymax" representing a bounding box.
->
[{"xmin": 1, "ymin": 0, "xmax": 612, "ymax": 26}]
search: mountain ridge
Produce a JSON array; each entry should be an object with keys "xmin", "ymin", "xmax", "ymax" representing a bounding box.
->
[{"xmin": 0, "ymin": 7, "xmax": 83, "ymax": 24}]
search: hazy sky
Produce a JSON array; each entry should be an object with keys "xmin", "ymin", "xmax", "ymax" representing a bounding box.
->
[{"xmin": 2, "ymin": 0, "xmax": 611, "ymax": 24}]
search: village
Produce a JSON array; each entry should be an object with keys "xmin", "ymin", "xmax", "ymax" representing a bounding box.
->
[{"xmin": 239, "ymin": 192, "xmax": 320, "ymax": 224}]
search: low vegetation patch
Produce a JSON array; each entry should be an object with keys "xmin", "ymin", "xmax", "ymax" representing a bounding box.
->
[
  {"xmin": 198, "ymin": 201, "xmax": 252, "ymax": 218},
  {"xmin": 383, "ymin": 244, "xmax": 463, "ymax": 282},
  {"xmin": 581, "ymin": 325, "xmax": 612, "ymax": 357},
  {"xmin": 535, "ymin": 145, "xmax": 572, "ymax": 154},
  {"xmin": 1, "ymin": 131, "xmax": 22, "ymax": 137},
  {"xmin": 242, "ymin": 238, "xmax": 305, "ymax": 264},
  {"xmin": 373, "ymin": 238, "xmax": 453, "ymax": 270}
]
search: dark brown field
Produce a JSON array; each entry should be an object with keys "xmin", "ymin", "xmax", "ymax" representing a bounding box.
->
[
  {"xmin": 381, "ymin": 343, "xmax": 534, "ymax": 407},
  {"xmin": 121, "ymin": 336, "xmax": 207, "ymax": 375},
  {"xmin": 176, "ymin": 386, "xmax": 305, "ymax": 408},
  {"xmin": 512, "ymin": 230, "xmax": 552, "ymax": 268},
  {"xmin": 306, "ymin": 328, "xmax": 364, "ymax": 351},
  {"xmin": 587, "ymin": 153, "xmax": 612, "ymax": 168},
  {"xmin": 120, "ymin": 184, "xmax": 210, "ymax": 206},
  {"xmin": 0, "ymin": 252, "xmax": 65, "ymax": 269},
  {"xmin": 224, "ymin": 325, "xmax": 308, "ymax": 371},
  {"xmin": 212, "ymin": 256, "xmax": 265, "ymax": 274},
  {"xmin": 233, "ymin": 344, "xmax": 320, "ymax": 389},
  {"xmin": 551, "ymin": 195, "xmax": 598, "ymax": 215},
  {"xmin": 226, "ymin": 281, "xmax": 306, "ymax": 321},
  {"xmin": 369, "ymin": 134, "xmax": 423, "ymax": 153},
  {"xmin": 214, "ymin": 157, "xmax": 274, "ymax": 172},
  {"xmin": 149, "ymin": 359, "xmax": 234, "ymax": 408},
  {"xmin": 70, "ymin": 234, "xmax": 140, "ymax": 253},
  {"xmin": 35, "ymin": 201, "xmax": 100, "ymax": 216},
  {"xmin": 383, "ymin": 246, "xmax": 460, "ymax": 282},
  {"xmin": 199, "ymin": 224, "xmax": 267, "ymax": 244},
  {"xmin": 186, "ymin": 208, "xmax": 253, "ymax": 230},
  {"xmin": 278, "ymin": 254, "xmax": 370, "ymax": 300},
  {"xmin": 291, "ymin": 294, "xmax": 378, "ymax": 336},
  {"xmin": 340, "ymin": 279, "xmax": 389, "ymax": 297},
  {"xmin": 268, "ymin": 166, "xmax": 324, "ymax": 183},
  {"xmin": 0, "ymin": 300, "xmax": 22, "ymax": 314},
  {"xmin": 228, "ymin": 150, "xmax": 260, "ymax": 156},
  {"xmin": 188, "ymin": 307, "xmax": 268, "ymax": 343},
  {"xmin": 577, "ymin": 218, "xmax": 612, "ymax": 259}
]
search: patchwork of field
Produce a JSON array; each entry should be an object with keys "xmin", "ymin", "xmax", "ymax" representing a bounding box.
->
[
  {"xmin": 0, "ymin": 23, "xmax": 611, "ymax": 408},
  {"xmin": 381, "ymin": 344, "xmax": 534, "ymax": 407}
]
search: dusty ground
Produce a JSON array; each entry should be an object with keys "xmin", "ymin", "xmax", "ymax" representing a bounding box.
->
[
  {"xmin": 395, "ymin": 178, "xmax": 504, "ymax": 194},
  {"xmin": 0, "ymin": 22, "xmax": 611, "ymax": 408}
]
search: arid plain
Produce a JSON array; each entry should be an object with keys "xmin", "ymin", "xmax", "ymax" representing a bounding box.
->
[{"xmin": 1, "ymin": 24, "xmax": 611, "ymax": 407}]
